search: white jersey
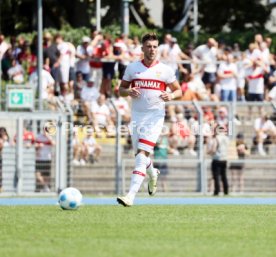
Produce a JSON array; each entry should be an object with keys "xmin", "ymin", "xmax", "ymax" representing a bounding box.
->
[
  {"xmin": 254, "ymin": 118, "xmax": 276, "ymax": 132},
  {"xmin": 123, "ymin": 60, "xmax": 176, "ymax": 153},
  {"xmin": 193, "ymin": 44, "xmax": 218, "ymax": 73},
  {"xmin": 80, "ymin": 85, "xmax": 100, "ymax": 102},
  {"xmin": 36, "ymin": 133, "xmax": 52, "ymax": 161},
  {"xmin": 76, "ymin": 44, "xmax": 93, "ymax": 74},
  {"xmin": 245, "ymin": 66, "xmax": 265, "ymax": 94},
  {"xmin": 91, "ymin": 102, "xmax": 110, "ymax": 126},
  {"xmin": 29, "ymin": 69, "xmax": 55, "ymax": 99},
  {"xmin": 217, "ymin": 62, "xmax": 238, "ymax": 90},
  {"xmin": 122, "ymin": 60, "xmax": 176, "ymax": 114}
]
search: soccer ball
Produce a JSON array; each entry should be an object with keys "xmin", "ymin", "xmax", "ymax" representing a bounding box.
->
[{"xmin": 58, "ymin": 187, "xmax": 83, "ymax": 210}]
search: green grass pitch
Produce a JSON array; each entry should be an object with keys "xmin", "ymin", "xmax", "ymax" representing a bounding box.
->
[{"xmin": 0, "ymin": 205, "xmax": 276, "ymax": 257}]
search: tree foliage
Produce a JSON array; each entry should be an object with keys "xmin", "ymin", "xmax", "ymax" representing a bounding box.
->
[
  {"xmin": 0, "ymin": 0, "xmax": 273, "ymax": 35},
  {"xmin": 162, "ymin": 0, "xmax": 185, "ymax": 29},
  {"xmin": 198, "ymin": 0, "xmax": 271, "ymax": 33}
]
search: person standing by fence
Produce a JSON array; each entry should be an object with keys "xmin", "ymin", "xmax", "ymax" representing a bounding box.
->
[{"xmin": 207, "ymin": 124, "xmax": 230, "ymax": 196}]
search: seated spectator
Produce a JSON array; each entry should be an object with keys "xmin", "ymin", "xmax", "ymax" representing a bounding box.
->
[
  {"xmin": 80, "ymin": 77, "xmax": 100, "ymax": 123},
  {"xmin": 189, "ymin": 111, "xmax": 214, "ymax": 146},
  {"xmin": 82, "ymin": 129, "xmax": 102, "ymax": 163},
  {"xmin": 168, "ymin": 113, "xmax": 197, "ymax": 156},
  {"xmin": 7, "ymin": 58, "xmax": 24, "ymax": 84},
  {"xmin": 91, "ymin": 94, "xmax": 115, "ymax": 137},
  {"xmin": 181, "ymin": 73, "xmax": 212, "ymax": 101},
  {"xmin": 253, "ymin": 114, "xmax": 276, "ymax": 156},
  {"xmin": 72, "ymin": 129, "xmax": 86, "ymax": 166},
  {"xmin": 203, "ymin": 106, "xmax": 215, "ymax": 122},
  {"xmin": 110, "ymin": 87, "xmax": 131, "ymax": 125},
  {"xmin": 216, "ymin": 106, "xmax": 228, "ymax": 127},
  {"xmin": 75, "ymin": 71, "xmax": 87, "ymax": 101},
  {"xmin": 0, "ymin": 127, "xmax": 10, "ymax": 153}
]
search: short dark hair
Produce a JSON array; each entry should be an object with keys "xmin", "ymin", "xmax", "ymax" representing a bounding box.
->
[{"xmin": 141, "ymin": 33, "xmax": 158, "ymax": 44}]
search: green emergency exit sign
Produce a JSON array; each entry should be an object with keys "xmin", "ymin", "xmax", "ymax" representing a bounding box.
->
[{"xmin": 8, "ymin": 88, "xmax": 34, "ymax": 109}]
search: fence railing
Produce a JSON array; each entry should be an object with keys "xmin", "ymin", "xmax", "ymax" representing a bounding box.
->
[
  {"xmin": 0, "ymin": 100, "xmax": 73, "ymax": 195},
  {"xmin": 118, "ymin": 101, "xmax": 276, "ymax": 195}
]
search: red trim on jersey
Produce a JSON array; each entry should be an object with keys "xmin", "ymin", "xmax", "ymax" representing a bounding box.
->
[
  {"xmin": 141, "ymin": 59, "xmax": 159, "ymax": 68},
  {"xmin": 133, "ymin": 170, "xmax": 146, "ymax": 177},
  {"xmin": 224, "ymin": 70, "xmax": 232, "ymax": 74},
  {"xmin": 36, "ymin": 140, "xmax": 52, "ymax": 145},
  {"xmin": 247, "ymin": 74, "xmax": 263, "ymax": 80},
  {"xmin": 139, "ymin": 139, "xmax": 155, "ymax": 147},
  {"xmin": 94, "ymin": 112, "xmax": 108, "ymax": 116},
  {"xmin": 131, "ymin": 79, "xmax": 166, "ymax": 91}
]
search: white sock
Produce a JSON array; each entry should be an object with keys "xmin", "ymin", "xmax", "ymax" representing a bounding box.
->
[
  {"xmin": 146, "ymin": 157, "xmax": 154, "ymax": 175},
  {"xmin": 146, "ymin": 157, "xmax": 158, "ymax": 178},
  {"xmin": 127, "ymin": 153, "xmax": 147, "ymax": 201}
]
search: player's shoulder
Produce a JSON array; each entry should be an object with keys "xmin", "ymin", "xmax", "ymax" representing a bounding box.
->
[
  {"xmin": 158, "ymin": 61, "xmax": 175, "ymax": 72},
  {"xmin": 127, "ymin": 60, "xmax": 142, "ymax": 69},
  {"xmin": 157, "ymin": 61, "xmax": 169, "ymax": 68}
]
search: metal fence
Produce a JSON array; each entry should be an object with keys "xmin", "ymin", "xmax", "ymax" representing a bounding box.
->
[
  {"xmin": 119, "ymin": 101, "xmax": 276, "ymax": 195},
  {"xmin": 0, "ymin": 102, "xmax": 73, "ymax": 195},
  {"xmin": 1, "ymin": 100, "xmax": 276, "ymax": 195}
]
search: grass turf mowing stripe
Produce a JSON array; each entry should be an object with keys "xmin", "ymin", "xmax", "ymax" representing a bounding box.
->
[{"xmin": 0, "ymin": 205, "xmax": 276, "ymax": 257}]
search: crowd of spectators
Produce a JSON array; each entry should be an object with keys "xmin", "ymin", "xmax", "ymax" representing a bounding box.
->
[{"xmin": 1, "ymin": 29, "xmax": 276, "ymax": 166}]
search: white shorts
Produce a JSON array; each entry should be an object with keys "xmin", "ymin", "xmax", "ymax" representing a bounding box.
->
[
  {"xmin": 58, "ymin": 63, "xmax": 70, "ymax": 83},
  {"xmin": 88, "ymin": 146, "xmax": 95, "ymax": 155},
  {"xmin": 129, "ymin": 110, "xmax": 164, "ymax": 154},
  {"xmin": 237, "ymin": 78, "xmax": 245, "ymax": 89}
]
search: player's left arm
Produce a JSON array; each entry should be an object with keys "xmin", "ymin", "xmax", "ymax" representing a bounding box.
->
[{"xmin": 160, "ymin": 80, "xmax": 182, "ymax": 102}]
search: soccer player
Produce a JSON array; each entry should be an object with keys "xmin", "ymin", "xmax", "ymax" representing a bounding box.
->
[{"xmin": 117, "ymin": 33, "xmax": 182, "ymax": 206}]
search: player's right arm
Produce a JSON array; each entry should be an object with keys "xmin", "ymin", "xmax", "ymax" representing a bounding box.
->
[{"xmin": 119, "ymin": 80, "xmax": 141, "ymax": 98}]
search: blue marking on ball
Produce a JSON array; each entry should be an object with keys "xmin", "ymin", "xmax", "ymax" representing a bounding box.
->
[
  {"xmin": 60, "ymin": 194, "xmax": 66, "ymax": 201},
  {"xmin": 69, "ymin": 201, "xmax": 77, "ymax": 208}
]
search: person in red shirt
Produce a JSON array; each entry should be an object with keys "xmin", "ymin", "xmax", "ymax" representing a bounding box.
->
[
  {"xmin": 14, "ymin": 128, "xmax": 35, "ymax": 148},
  {"xmin": 168, "ymin": 113, "xmax": 197, "ymax": 156},
  {"xmin": 35, "ymin": 130, "xmax": 55, "ymax": 192},
  {"xmin": 90, "ymin": 32, "xmax": 105, "ymax": 90}
]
